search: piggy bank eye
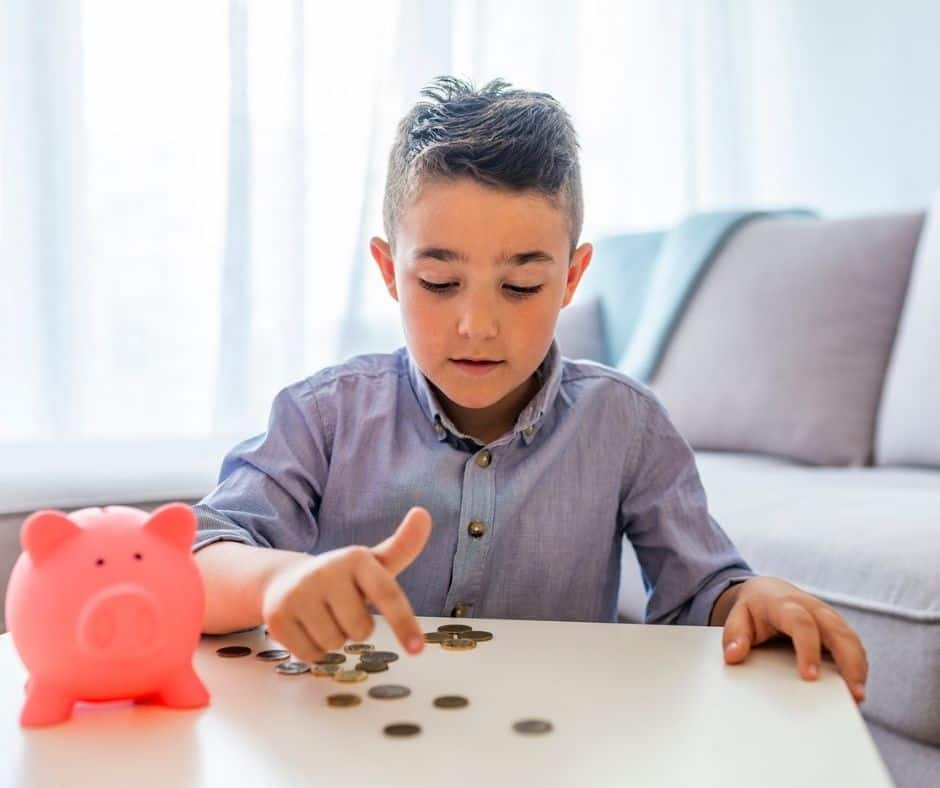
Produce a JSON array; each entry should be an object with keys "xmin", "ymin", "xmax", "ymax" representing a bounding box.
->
[
  {"xmin": 134, "ymin": 553, "xmax": 143, "ymax": 561},
  {"xmin": 95, "ymin": 558, "xmax": 105, "ymax": 566}
]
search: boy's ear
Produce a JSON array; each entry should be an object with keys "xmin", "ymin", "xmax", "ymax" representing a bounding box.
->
[
  {"xmin": 561, "ymin": 242, "xmax": 593, "ymax": 308},
  {"xmin": 370, "ymin": 237, "xmax": 399, "ymax": 301}
]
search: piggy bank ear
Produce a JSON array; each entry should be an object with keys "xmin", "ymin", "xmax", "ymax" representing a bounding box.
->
[
  {"xmin": 22, "ymin": 510, "xmax": 81, "ymax": 562},
  {"xmin": 143, "ymin": 503, "xmax": 197, "ymax": 551}
]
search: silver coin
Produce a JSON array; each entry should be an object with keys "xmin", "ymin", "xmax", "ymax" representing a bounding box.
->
[
  {"xmin": 368, "ymin": 684, "xmax": 411, "ymax": 700},
  {"xmin": 423, "ymin": 631, "xmax": 459, "ymax": 643},
  {"xmin": 276, "ymin": 661, "xmax": 311, "ymax": 675},
  {"xmin": 359, "ymin": 650, "xmax": 399, "ymax": 664},
  {"xmin": 513, "ymin": 719, "xmax": 553, "ymax": 734},
  {"xmin": 433, "ymin": 695, "xmax": 469, "ymax": 709},
  {"xmin": 256, "ymin": 649, "xmax": 290, "ymax": 661},
  {"xmin": 384, "ymin": 722, "xmax": 421, "ymax": 737},
  {"xmin": 315, "ymin": 652, "xmax": 347, "ymax": 665},
  {"xmin": 216, "ymin": 646, "xmax": 252, "ymax": 658},
  {"xmin": 462, "ymin": 630, "xmax": 493, "ymax": 642},
  {"xmin": 355, "ymin": 660, "xmax": 389, "ymax": 673}
]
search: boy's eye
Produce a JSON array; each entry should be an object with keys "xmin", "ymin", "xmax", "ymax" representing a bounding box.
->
[
  {"xmin": 504, "ymin": 284, "xmax": 543, "ymax": 297},
  {"xmin": 419, "ymin": 279, "xmax": 455, "ymax": 293},
  {"xmin": 418, "ymin": 280, "xmax": 543, "ymax": 297}
]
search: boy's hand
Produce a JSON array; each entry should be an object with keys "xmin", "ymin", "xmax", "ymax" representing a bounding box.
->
[
  {"xmin": 260, "ymin": 507, "xmax": 432, "ymax": 662},
  {"xmin": 719, "ymin": 577, "xmax": 869, "ymax": 704}
]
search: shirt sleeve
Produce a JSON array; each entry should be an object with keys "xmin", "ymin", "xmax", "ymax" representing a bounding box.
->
[
  {"xmin": 618, "ymin": 390, "xmax": 755, "ymax": 626},
  {"xmin": 191, "ymin": 382, "xmax": 329, "ymax": 555}
]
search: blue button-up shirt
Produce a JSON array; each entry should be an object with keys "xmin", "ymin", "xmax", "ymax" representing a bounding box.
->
[{"xmin": 192, "ymin": 340, "xmax": 753, "ymax": 625}]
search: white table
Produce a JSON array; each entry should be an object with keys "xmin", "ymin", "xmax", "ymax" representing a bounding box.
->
[{"xmin": 1, "ymin": 616, "xmax": 893, "ymax": 788}]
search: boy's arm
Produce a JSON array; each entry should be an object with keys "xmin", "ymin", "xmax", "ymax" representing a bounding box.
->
[
  {"xmin": 192, "ymin": 382, "xmax": 330, "ymax": 632},
  {"xmin": 618, "ymin": 392, "xmax": 754, "ymax": 626},
  {"xmin": 194, "ymin": 541, "xmax": 310, "ymax": 634}
]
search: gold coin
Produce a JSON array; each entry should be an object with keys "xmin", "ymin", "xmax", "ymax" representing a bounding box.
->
[
  {"xmin": 344, "ymin": 643, "xmax": 375, "ymax": 655},
  {"xmin": 312, "ymin": 664, "xmax": 342, "ymax": 677},
  {"xmin": 441, "ymin": 637, "xmax": 476, "ymax": 651},
  {"xmin": 327, "ymin": 693, "xmax": 361, "ymax": 708},
  {"xmin": 334, "ymin": 669, "xmax": 368, "ymax": 683}
]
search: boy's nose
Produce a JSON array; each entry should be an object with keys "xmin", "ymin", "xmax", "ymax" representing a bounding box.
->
[{"xmin": 456, "ymin": 299, "xmax": 499, "ymax": 340}]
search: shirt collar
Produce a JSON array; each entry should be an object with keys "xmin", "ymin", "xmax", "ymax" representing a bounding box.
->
[{"xmin": 405, "ymin": 340, "xmax": 563, "ymax": 446}]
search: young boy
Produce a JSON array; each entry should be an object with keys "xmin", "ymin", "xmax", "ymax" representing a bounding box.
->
[{"xmin": 192, "ymin": 77, "xmax": 868, "ymax": 704}]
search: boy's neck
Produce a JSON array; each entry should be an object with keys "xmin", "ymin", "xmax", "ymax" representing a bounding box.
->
[{"xmin": 434, "ymin": 373, "xmax": 542, "ymax": 445}]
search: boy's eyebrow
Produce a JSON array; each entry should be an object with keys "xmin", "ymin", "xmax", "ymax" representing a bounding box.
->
[{"xmin": 413, "ymin": 246, "xmax": 555, "ymax": 265}]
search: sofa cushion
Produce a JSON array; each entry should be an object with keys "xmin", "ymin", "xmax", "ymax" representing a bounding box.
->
[
  {"xmin": 649, "ymin": 214, "xmax": 923, "ymax": 466},
  {"xmin": 876, "ymin": 193, "xmax": 940, "ymax": 468},
  {"xmin": 693, "ymin": 450, "xmax": 940, "ymax": 745},
  {"xmin": 555, "ymin": 294, "xmax": 607, "ymax": 363}
]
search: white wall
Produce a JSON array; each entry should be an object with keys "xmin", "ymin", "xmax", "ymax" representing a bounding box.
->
[{"xmin": 741, "ymin": 0, "xmax": 940, "ymax": 218}]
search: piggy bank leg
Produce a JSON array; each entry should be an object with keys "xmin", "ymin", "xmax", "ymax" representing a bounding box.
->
[
  {"xmin": 20, "ymin": 680, "xmax": 76, "ymax": 727},
  {"xmin": 156, "ymin": 665, "xmax": 210, "ymax": 709}
]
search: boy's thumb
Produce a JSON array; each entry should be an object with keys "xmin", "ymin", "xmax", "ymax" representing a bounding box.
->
[{"xmin": 371, "ymin": 506, "xmax": 432, "ymax": 576}]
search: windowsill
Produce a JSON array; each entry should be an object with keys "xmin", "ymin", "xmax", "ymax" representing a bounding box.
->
[{"xmin": 0, "ymin": 437, "xmax": 242, "ymax": 515}]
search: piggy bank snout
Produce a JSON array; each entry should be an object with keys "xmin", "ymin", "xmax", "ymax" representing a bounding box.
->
[{"xmin": 76, "ymin": 583, "xmax": 164, "ymax": 659}]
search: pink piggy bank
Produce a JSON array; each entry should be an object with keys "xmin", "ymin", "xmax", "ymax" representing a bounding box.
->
[{"xmin": 5, "ymin": 503, "xmax": 210, "ymax": 727}]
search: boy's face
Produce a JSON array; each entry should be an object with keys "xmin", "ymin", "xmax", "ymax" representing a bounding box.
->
[{"xmin": 370, "ymin": 177, "xmax": 592, "ymax": 436}]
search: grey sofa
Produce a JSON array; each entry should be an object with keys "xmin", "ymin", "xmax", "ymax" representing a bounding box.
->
[{"xmin": 555, "ymin": 207, "xmax": 940, "ymax": 788}]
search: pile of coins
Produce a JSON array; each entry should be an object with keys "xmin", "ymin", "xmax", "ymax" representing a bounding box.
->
[{"xmin": 215, "ymin": 623, "xmax": 552, "ymax": 737}]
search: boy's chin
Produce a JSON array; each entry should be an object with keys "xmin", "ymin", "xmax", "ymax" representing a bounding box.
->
[{"xmin": 436, "ymin": 380, "xmax": 514, "ymax": 411}]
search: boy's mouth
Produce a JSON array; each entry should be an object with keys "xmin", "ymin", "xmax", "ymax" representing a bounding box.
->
[{"xmin": 451, "ymin": 358, "xmax": 504, "ymax": 375}]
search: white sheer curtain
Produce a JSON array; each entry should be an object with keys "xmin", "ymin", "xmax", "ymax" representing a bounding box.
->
[{"xmin": 3, "ymin": 0, "xmax": 939, "ymax": 510}]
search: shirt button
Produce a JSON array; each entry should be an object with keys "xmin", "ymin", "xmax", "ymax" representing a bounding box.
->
[
  {"xmin": 476, "ymin": 449, "xmax": 492, "ymax": 468},
  {"xmin": 467, "ymin": 520, "xmax": 487, "ymax": 538},
  {"xmin": 523, "ymin": 425, "xmax": 535, "ymax": 438},
  {"xmin": 452, "ymin": 603, "xmax": 469, "ymax": 617}
]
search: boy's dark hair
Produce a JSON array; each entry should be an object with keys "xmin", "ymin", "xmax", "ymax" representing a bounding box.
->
[{"xmin": 382, "ymin": 76, "xmax": 583, "ymax": 258}]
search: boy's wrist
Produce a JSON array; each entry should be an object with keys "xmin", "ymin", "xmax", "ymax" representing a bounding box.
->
[{"xmin": 708, "ymin": 579, "xmax": 749, "ymax": 627}]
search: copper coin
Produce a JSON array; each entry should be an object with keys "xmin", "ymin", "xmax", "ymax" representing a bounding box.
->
[
  {"xmin": 368, "ymin": 684, "xmax": 411, "ymax": 700},
  {"xmin": 437, "ymin": 624, "xmax": 472, "ymax": 634},
  {"xmin": 462, "ymin": 631, "xmax": 493, "ymax": 642},
  {"xmin": 327, "ymin": 693, "xmax": 361, "ymax": 708},
  {"xmin": 216, "ymin": 646, "xmax": 252, "ymax": 658},
  {"xmin": 358, "ymin": 650, "xmax": 399, "ymax": 664},
  {"xmin": 256, "ymin": 649, "xmax": 290, "ymax": 661},
  {"xmin": 275, "ymin": 661, "xmax": 311, "ymax": 675},
  {"xmin": 344, "ymin": 643, "xmax": 375, "ymax": 655},
  {"xmin": 315, "ymin": 652, "xmax": 347, "ymax": 665},
  {"xmin": 441, "ymin": 637, "xmax": 476, "ymax": 651},
  {"xmin": 356, "ymin": 661, "xmax": 389, "ymax": 673},
  {"xmin": 513, "ymin": 719, "xmax": 553, "ymax": 734},
  {"xmin": 384, "ymin": 723, "xmax": 421, "ymax": 737},
  {"xmin": 434, "ymin": 695, "xmax": 469, "ymax": 709}
]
